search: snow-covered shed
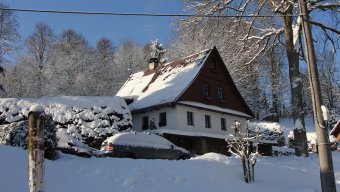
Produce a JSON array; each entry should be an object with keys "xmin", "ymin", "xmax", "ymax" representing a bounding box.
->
[{"xmin": 117, "ymin": 47, "xmax": 253, "ymax": 155}]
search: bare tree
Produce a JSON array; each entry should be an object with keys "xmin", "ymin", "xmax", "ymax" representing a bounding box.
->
[
  {"xmin": 180, "ymin": 0, "xmax": 339, "ymax": 156},
  {"xmin": 93, "ymin": 37, "xmax": 117, "ymax": 95},
  {"xmin": 0, "ymin": 3, "xmax": 20, "ymax": 92},
  {"xmin": 26, "ymin": 22, "xmax": 55, "ymax": 97},
  {"xmin": 261, "ymin": 46, "xmax": 287, "ymax": 116},
  {"xmin": 114, "ymin": 39, "xmax": 145, "ymax": 84},
  {"xmin": 226, "ymin": 121, "xmax": 260, "ymax": 183},
  {"xmin": 318, "ymin": 51, "xmax": 340, "ymax": 115},
  {"xmin": 96, "ymin": 37, "xmax": 115, "ymax": 65},
  {"xmin": 56, "ymin": 29, "xmax": 88, "ymax": 55}
]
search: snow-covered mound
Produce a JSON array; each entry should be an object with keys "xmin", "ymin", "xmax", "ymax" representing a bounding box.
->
[
  {"xmin": 248, "ymin": 121, "xmax": 285, "ymax": 146},
  {"xmin": 1, "ymin": 146, "xmax": 339, "ymax": 192},
  {"xmin": 0, "ymin": 96, "xmax": 132, "ymax": 149}
]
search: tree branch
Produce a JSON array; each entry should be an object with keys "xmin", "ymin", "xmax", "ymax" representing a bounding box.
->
[
  {"xmin": 310, "ymin": 20, "xmax": 340, "ymax": 35},
  {"xmin": 309, "ymin": 2, "xmax": 340, "ymax": 11}
]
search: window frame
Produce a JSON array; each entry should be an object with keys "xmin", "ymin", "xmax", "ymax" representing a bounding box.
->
[
  {"xmin": 211, "ymin": 61, "xmax": 217, "ymax": 70},
  {"xmin": 142, "ymin": 116, "xmax": 149, "ymax": 130},
  {"xmin": 203, "ymin": 82, "xmax": 209, "ymax": 97},
  {"xmin": 221, "ymin": 118, "xmax": 226, "ymax": 131},
  {"xmin": 187, "ymin": 111, "xmax": 194, "ymax": 126},
  {"xmin": 205, "ymin": 115, "xmax": 211, "ymax": 128},
  {"xmin": 159, "ymin": 112, "xmax": 167, "ymax": 127},
  {"xmin": 217, "ymin": 86, "xmax": 224, "ymax": 100}
]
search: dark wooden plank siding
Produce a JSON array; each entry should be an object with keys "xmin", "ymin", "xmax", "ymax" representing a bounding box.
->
[{"xmin": 178, "ymin": 48, "xmax": 253, "ymax": 117}]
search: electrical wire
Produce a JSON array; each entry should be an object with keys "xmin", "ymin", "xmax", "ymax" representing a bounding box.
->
[{"xmin": 0, "ymin": 7, "xmax": 298, "ymax": 18}]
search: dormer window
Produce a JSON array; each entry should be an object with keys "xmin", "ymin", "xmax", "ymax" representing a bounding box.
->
[
  {"xmin": 203, "ymin": 82, "xmax": 209, "ymax": 97},
  {"xmin": 217, "ymin": 86, "xmax": 224, "ymax": 100}
]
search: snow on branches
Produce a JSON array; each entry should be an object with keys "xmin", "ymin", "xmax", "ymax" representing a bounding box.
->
[{"xmin": 225, "ymin": 120, "xmax": 261, "ymax": 183}]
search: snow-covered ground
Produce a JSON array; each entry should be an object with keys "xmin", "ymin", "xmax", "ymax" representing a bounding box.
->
[
  {"xmin": 1, "ymin": 117, "xmax": 339, "ymax": 192},
  {"xmin": 1, "ymin": 146, "xmax": 339, "ymax": 192}
]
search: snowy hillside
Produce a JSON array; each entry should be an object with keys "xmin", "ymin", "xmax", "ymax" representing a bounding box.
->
[{"xmin": 0, "ymin": 146, "xmax": 339, "ymax": 192}]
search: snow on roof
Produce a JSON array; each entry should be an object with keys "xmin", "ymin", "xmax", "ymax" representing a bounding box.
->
[
  {"xmin": 178, "ymin": 101, "xmax": 252, "ymax": 118},
  {"xmin": 116, "ymin": 49, "xmax": 211, "ymax": 111}
]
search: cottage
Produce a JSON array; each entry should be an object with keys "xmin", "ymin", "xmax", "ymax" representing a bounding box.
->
[{"xmin": 117, "ymin": 47, "xmax": 254, "ymax": 155}]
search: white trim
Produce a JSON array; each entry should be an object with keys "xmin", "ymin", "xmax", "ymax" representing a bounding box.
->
[
  {"xmin": 149, "ymin": 128, "xmax": 226, "ymax": 139},
  {"xmin": 178, "ymin": 101, "xmax": 252, "ymax": 118}
]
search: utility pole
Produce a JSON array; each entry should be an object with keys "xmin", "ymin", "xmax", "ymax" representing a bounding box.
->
[{"xmin": 297, "ymin": 0, "xmax": 336, "ymax": 191}]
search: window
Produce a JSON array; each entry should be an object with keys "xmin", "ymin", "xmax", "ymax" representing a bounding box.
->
[
  {"xmin": 217, "ymin": 86, "xmax": 224, "ymax": 100},
  {"xmin": 211, "ymin": 61, "xmax": 217, "ymax": 70},
  {"xmin": 187, "ymin": 111, "xmax": 194, "ymax": 125},
  {"xmin": 205, "ymin": 115, "xmax": 211, "ymax": 128},
  {"xmin": 142, "ymin": 116, "xmax": 149, "ymax": 130},
  {"xmin": 221, "ymin": 118, "xmax": 226, "ymax": 131},
  {"xmin": 203, "ymin": 82, "xmax": 209, "ymax": 97},
  {"xmin": 159, "ymin": 112, "xmax": 167, "ymax": 127}
]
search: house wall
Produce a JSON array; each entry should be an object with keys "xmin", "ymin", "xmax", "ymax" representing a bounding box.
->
[
  {"xmin": 131, "ymin": 104, "xmax": 248, "ymax": 155},
  {"xmin": 132, "ymin": 105, "xmax": 248, "ymax": 137},
  {"xmin": 132, "ymin": 106, "xmax": 178, "ymax": 132},
  {"xmin": 175, "ymin": 104, "xmax": 247, "ymax": 136}
]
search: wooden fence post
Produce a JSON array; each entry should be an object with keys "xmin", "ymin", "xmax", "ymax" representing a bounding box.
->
[{"xmin": 28, "ymin": 105, "xmax": 45, "ymax": 192}]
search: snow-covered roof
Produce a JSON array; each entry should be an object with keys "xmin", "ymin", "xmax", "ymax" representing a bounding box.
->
[
  {"xmin": 117, "ymin": 49, "xmax": 211, "ymax": 111},
  {"xmin": 103, "ymin": 132, "xmax": 189, "ymax": 152},
  {"xmin": 178, "ymin": 101, "xmax": 252, "ymax": 118}
]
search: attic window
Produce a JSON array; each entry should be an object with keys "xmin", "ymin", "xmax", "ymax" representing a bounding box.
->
[
  {"xmin": 217, "ymin": 86, "xmax": 224, "ymax": 100},
  {"xmin": 203, "ymin": 82, "xmax": 209, "ymax": 97},
  {"xmin": 211, "ymin": 61, "xmax": 217, "ymax": 70}
]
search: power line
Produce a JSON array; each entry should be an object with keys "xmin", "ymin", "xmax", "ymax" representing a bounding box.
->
[{"xmin": 1, "ymin": 7, "xmax": 298, "ymax": 18}]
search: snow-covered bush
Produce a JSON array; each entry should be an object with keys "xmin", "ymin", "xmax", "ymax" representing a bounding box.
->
[
  {"xmin": 0, "ymin": 97, "xmax": 132, "ymax": 152},
  {"xmin": 0, "ymin": 115, "xmax": 57, "ymax": 159},
  {"xmin": 248, "ymin": 121, "xmax": 285, "ymax": 146}
]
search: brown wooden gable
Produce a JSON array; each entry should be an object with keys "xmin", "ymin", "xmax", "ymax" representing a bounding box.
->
[{"xmin": 177, "ymin": 47, "xmax": 254, "ymax": 117}]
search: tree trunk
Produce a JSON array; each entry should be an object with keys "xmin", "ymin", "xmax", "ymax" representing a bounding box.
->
[
  {"xmin": 242, "ymin": 158, "xmax": 248, "ymax": 183},
  {"xmin": 282, "ymin": 8, "xmax": 308, "ymax": 157}
]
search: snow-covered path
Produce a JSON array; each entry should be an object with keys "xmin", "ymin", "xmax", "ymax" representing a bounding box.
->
[{"xmin": 1, "ymin": 146, "xmax": 339, "ymax": 192}]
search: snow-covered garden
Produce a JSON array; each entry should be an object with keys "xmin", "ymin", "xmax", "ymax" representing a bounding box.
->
[{"xmin": 0, "ymin": 146, "xmax": 339, "ymax": 192}]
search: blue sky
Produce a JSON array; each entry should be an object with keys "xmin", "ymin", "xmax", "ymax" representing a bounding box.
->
[{"xmin": 2, "ymin": 0, "xmax": 183, "ymax": 47}]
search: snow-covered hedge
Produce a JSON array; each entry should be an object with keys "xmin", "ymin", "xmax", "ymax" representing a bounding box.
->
[
  {"xmin": 0, "ymin": 96, "xmax": 132, "ymax": 150},
  {"xmin": 0, "ymin": 115, "xmax": 58, "ymax": 159},
  {"xmin": 247, "ymin": 121, "xmax": 285, "ymax": 146}
]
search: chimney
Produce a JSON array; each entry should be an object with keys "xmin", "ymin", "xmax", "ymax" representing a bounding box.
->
[{"xmin": 148, "ymin": 58, "xmax": 159, "ymax": 70}]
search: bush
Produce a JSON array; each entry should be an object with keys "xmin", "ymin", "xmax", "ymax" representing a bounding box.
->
[{"xmin": 3, "ymin": 115, "xmax": 58, "ymax": 160}]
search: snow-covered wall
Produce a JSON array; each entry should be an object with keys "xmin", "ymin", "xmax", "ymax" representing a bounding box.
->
[{"xmin": 0, "ymin": 96, "xmax": 132, "ymax": 148}]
